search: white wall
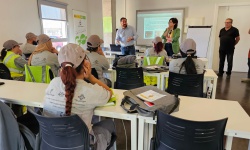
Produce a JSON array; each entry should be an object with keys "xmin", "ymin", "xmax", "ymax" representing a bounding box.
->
[
  {"xmin": 87, "ymin": 0, "xmax": 104, "ymax": 39},
  {"xmin": 116, "ymin": 0, "xmax": 250, "ymax": 70},
  {"xmin": 0, "ymin": 0, "xmax": 103, "ymax": 50}
]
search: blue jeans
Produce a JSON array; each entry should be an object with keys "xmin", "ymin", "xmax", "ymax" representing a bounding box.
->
[
  {"xmin": 121, "ymin": 45, "xmax": 136, "ymax": 55},
  {"xmin": 164, "ymin": 43, "xmax": 174, "ymax": 57}
]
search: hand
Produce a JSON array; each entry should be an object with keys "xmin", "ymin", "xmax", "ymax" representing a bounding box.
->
[
  {"xmin": 127, "ymin": 37, "xmax": 133, "ymax": 42},
  {"xmin": 115, "ymin": 40, "xmax": 120, "ymax": 45},
  {"xmin": 83, "ymin": 60, "xmax": 92, "ymax": 80},
  {"xmin": 166, "ymin": 37, "xmax": 172, "ymax": 43},
  {"xmin": 97, "ymin": 47, "xmax": 104, "ymax": 56},
  {"xmin": 18, "ymin": 49, "xmax": 22, "ymax": 55}
]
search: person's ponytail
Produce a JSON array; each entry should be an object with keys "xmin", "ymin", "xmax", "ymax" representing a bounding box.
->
[
  {"xmin": 60, "ymin": 62, "xmax": 77, "ymax": 116},
  {"xmin": 0, "ymin": 48, "xmax": 7, "ymax": 61},
  {"xmin": 179, "ymin": 55, "xmax": 197, "ymax": 74}
]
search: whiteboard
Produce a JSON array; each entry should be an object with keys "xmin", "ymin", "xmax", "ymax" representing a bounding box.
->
[{"xmin": 186, "ymin": 26, "xmax": 212, "ymax": 58}]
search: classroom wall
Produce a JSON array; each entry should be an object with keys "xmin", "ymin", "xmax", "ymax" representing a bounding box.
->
[
  {"xmin": 0, "ymin": 0, "xmax": 103, "ymax": 50},
  {"xmin": 87, "ymin": 0, "xmax": 104, "ymax": 39},
  {"xmin": 116, "ymin": 0, "xmax": 250, "ymax": 70}
]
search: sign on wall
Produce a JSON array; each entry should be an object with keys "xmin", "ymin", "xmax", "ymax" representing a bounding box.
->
[{"xmin": 73, "ymin": 10, "xmax": 87, "ymax": 47}]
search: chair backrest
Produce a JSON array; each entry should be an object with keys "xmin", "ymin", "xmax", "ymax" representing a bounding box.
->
[
  {"xmin": 28, "ymin": 107, "xmax": 90, "ymax": 150},
  {"xmin": 143, "ymin": 56, "xmax": 164, "ymax": 66},
  {"xmin": 25, "ymin": 64, "xmax": 54, "ymax": 83},
  {"xmin": 0, "ymin": 101, "xmax": 35, "ymax": 150},
  {"xmin": 114, "ymin": 67, "xmax": 145, "ymax": 90},
  {"xmin": 0, "ymin": 63, "xmax": 12, "ymax": 80},
  {"xmin": 167, "ymin": 72, "xmax": 204, "ymax": 97},
  {"xmin": 154, "ymin": 111, "xmax": 228, "ymax": 150}
]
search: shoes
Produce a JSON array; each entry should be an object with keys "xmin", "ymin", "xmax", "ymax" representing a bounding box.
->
[
  {"xmin": 241, "ymin": 78, "xmax": 250, "ymax": 83},
  {"xmin": 226, "ymin": 74, "xmax": 231, "ymax": 79},
  {"xmin": 217, "ymin": 73, "xmax": 223, "ymax": 77}
]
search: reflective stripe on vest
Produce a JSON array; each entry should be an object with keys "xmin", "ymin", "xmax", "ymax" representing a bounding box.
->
[
  {"xmin": 146, "ymin": 57, "xmax": 162, "ymax": 65},
  {"xmin": 155, "ymin": 57, "xmax": 161, "ymax": 65}
]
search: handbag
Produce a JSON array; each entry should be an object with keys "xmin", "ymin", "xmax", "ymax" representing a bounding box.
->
[{"xmin": 120, "ymin": 86, "xmax": 179, "ymax": 117}]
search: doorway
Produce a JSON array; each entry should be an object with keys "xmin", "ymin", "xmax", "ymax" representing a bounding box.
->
[{"xmin": 212, "ymin": 4, "xmax": 250, "ymax": 72}]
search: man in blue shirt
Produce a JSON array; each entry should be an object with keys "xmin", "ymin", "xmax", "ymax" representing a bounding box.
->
[{"xmin": 115, "ymin": 17, "xmax": 138, "ymax": 55}]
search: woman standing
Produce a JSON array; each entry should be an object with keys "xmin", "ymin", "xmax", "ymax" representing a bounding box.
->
[{"xmin": 161, "ymin": 18, "xmax": 180, "ymax": 56}]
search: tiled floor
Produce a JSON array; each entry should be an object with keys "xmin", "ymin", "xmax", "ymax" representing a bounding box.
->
[{"xmin": 114, "ymin": 72, "xmax": 250, "ymax": 150}]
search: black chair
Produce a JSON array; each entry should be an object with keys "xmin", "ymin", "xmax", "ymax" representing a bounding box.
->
[
  {"xmin": 150, "ymin": 111, "xmax": 228, "ymax": 150},
  {"xmin": 28, "ymin": 107, "xmax": 92, "ymax": 150},
  {"xmin": 0, "ymin": 63, "xmax": 12, "ymax": 80},
  {"xmin": 167, "ymin": 72, "xmax": 204, "ymax": 97},
  {"xmin": 114, "ymin": 67, "xmax": 145, "ymax": 90}
]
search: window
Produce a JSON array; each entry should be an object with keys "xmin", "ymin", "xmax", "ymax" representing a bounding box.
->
[{"xmin": 38, "ymin": 0, "xmax": 68, "ymax": 50}]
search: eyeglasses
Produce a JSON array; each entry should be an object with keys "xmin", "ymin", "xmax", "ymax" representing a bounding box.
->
[{"xmin": 225, "ymin": 22, "xmax": 232, "ymax": 24}]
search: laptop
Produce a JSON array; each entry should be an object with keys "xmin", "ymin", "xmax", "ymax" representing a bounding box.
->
[{"xmin": 110, "ymin": 44, "xmax": 121, "ymax": 52}]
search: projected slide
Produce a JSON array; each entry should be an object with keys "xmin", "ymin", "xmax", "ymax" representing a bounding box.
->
[
  {"xmin": 137, "ymin": 9, "xmax": 184, "ymax": 46},
  {"xmin": 144, "ymin": 17, "xmax": 170, "ymax": 39}
]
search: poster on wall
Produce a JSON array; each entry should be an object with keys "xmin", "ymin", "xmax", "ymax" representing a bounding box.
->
[{"xmin": 73, "ymin": 10, "xmax": 87, "ymax": 47}]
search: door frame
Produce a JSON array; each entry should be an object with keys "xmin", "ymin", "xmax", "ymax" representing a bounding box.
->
[{"xmin": 209, "ymin": 2, "xmax": 250, "ymax": 69}]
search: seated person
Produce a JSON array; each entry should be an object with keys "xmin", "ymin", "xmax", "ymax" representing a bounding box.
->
[
  {"xmin": 22, "ymin": 32, "xmax": 37, "ymax": 60},
  {"xmin": 28, "ymin": 34, "xmax": 60, "ymax": 77},
  {"xmin": 0, "ymin": 40, "xmax": 27, "ymax": 81},
  {"xmin": 43, "ymin": 43, "xmax": 115, "ymax": 149},
  {"xmin": 86, "ymin": 35, "xmax": 112, "ymax": 87},
  {"xmin": 145, "ymin": 36, "xmax": 169, "ymax": 64},
  {"xmin": 169, "ymin": 38, "xmax": 205, "ymax": 74}
]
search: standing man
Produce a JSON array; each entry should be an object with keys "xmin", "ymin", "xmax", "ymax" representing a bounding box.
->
[
  {"xmin": 241, "ymin": 28, "xmax": 250, "ymax": 82},
  {"xmin": 217, "ymin": 18, "xmax": 240, "ymax": 78},
  {"xmin": 115, "ymin": 17, "xmax": 138, "ymax": 55}
]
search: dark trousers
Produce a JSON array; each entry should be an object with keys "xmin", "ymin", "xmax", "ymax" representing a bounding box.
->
[
  {"xmin": 248, "ymin": 58, "xmax": 250, "ymax": 78},
  {"xmin": 164, "ymin": 43, "xmax": 174, "ymax": 57},
  {"xmin": 121, "ymin": 45, "xmax": 135, "ymax": 55},
  {"xmin": 219, "ymin": 50, "xmax": 234, "ymax": 75}
]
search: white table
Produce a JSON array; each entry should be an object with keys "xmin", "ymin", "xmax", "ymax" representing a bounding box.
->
[
  {"xmin": 0, "ymin": 79, "xmax": 138, "ymax": 150},
  {"xmin": 137, "ymin": 96, "xmax": 250, "ymax": 150},
  {"xmin": 160, "ymin": 69, "xmax": 218, "ymax": 99},
  {"xmin": 0, "ymin": 80, "xmax": 47, "ymax": 107}
]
